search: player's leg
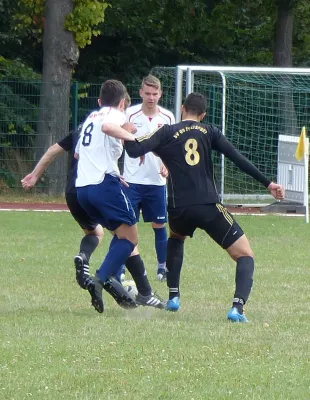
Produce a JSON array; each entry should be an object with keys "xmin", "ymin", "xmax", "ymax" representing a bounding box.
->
[
  {"xmin": 121, "ymin": 183, "xmax": 142, "ymax": 282},
  {"xmin": 165, "ymin": 230, "xmax": 186, "ymax": 311},
  {"xmin": 108, "ymin": 232, "xmax": 165, "ymax": 307},
  {"xmin": 105, "ymin": 230, "xmax": 126, "ymax": 283},
  {"xmin": 99, "ymin": 223, "xmax": 164, "ymax": 309},
  {"xmin": 76, "ymin": 178, "xmax": 137, "ymax": 312},
  {"xmin": 124, "ymin": 245, "xmax": 151, "ymax": 296},
  {"xmin": 95, "ymin": 223, "xmax": 139, "ymax": 310},
  {"xmin": 81, "ymin": 176, "xmax": 165, "ymax": 311},
  {"xmin": 225, "ymin": 235, "xmax": 254, "ymax": 323},
  {"xmin": 152, "ymin": 222, "xmax": 168, "ymax": 281},
  {"xmin": 114, "ymin": 264, "xmax": 126, "ymax": 283},
  {"xmin": 74, "ymin": 225, "xmax": 104, "ymax": 289},
  {"xmin": 142, "ymin": 184, "xmax": 168, "ymax": 280},
  {"xmin": 201, "ymin": 203, "xmax": 253, "ymax": 322},
  {"xmin": 65, "ymin": 192, "xmax": 104, "ymax": 289},
  {"xmin": 123, "ymin": 244, "xmax": 165, "ymax": 309},
  {"xmin": 165, "ymin": 208, "xmax": 195, "ymax": 311}
]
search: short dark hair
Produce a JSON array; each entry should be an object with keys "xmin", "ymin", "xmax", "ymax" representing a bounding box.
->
[
  {"xmin": 183, "ymin": 93, "xmax": 208, "ymax": 115},
  {"xmin": 99, "ymin": 80, "xmax": 127, "ymax": 107}
]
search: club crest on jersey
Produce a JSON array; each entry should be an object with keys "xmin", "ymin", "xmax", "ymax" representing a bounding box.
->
[{"xmin": 135, "ymin": 123, "xmax": 143, "ymax": 128}]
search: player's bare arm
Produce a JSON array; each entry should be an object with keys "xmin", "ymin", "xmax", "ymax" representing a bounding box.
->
[
  {"xmin": 267, "ymin": 182, "xmax": 285, "ymax": 200},
  {"xmin": 21, "ymin": 143, "xmax": 64, "ymax": 190},
  {"xmin": 121, "ymin": 122, "xmax": 137, "ymax": 134},
  {"xmin": 159, "ymin": 164, "xmax": 169, "ymax": 178},
  {"xmin": 102, "ymin": 123, "xmax": 136, "ymax": 141}
]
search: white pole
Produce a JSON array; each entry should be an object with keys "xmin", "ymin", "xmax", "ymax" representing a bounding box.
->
[
  {"xmin": 219, "ymin": 72, "xmax": 227, "ymax": 203},
  {"xmin": 175, "ymin": 67, "xmax": 183, "ymax": 122},
  {"xmin": 304, "ymin": 139, "xmax": 309, "ymax": 223},
  {"xmin": 186, "ymin": 68, "xmax": 193, "ymax": 96},
  {"xmin": 177, "ymin": 65, "xmax": 310, "ymax": 74}
]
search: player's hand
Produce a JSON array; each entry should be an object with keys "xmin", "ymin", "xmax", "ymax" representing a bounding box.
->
[
  {"xmin": 120, "ymin": 175, "xmax": 129, "ymax": 187},
  {"xmin": 267, "ymin": 182, "xmax": 285, "ymax": 200},
  {"xmin": 139, "ymin": 155, "xmax": 145, "ymax": 166},
  {"xmin": 21, "ymin": 173, "xmax": 37, "ymax": 190},
  {"xmin": 122, "ymin": 122, "xmax": 137, "ymax": 134},
  {"xmin": 159, "ymin": 164, "xmax": 169, "ymax": 178}
]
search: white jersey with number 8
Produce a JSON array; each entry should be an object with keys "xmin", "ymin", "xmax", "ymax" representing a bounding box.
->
[{"xmin": 76, "ymin": 107, "xmax": 126, "ymax": 187}]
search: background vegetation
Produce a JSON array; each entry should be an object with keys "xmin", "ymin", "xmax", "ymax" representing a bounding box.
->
[{"xmin": 1, "ymin": 0, "xmax": 310, "ymax": 195}]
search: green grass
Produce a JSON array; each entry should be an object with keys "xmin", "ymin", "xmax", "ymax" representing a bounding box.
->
[
  {"xmin": 1, "ymin": 212, "xmax": 309, "ymax": 399},
  {"xmin": 0, "ymin": 191, "xmax": 66, "ymax": 204}
]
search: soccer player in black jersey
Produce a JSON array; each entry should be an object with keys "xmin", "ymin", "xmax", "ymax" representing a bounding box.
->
[
  {"xmin": 21, "ymin": 124, "xmax": 105, "ymax": 291},
  {"xmin": 124, "ymin": 92, "xmax": 285, "ymax": 322}
]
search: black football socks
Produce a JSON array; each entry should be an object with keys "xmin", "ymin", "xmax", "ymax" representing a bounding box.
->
[
  {"xmin": 233, "ymin": 256, "xmax": 254, "ymax": 313},
  {"xmin": 166, "ymin": 237, "xmax": 184, "ymax": 300}
]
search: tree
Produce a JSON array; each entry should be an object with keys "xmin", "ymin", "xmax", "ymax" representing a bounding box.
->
[
  {"xmin": 13, "ymin": 0, "xmax": 109, "ymax": 195},
  {"xmin": 34, "ymin": 0, "xmax": 78, "ymax": 195},
  {"xmin": 274, "ymin": 0, "xmax": 298, "ymax": 136},
  {"xmin": 274, "ymin": 0, "xmax": 294, "ymax": 66}
]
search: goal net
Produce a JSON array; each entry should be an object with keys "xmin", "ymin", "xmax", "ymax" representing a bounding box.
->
[{"xmin": 152, "ymin": 66, "xmax": 310, "ymax": 204}]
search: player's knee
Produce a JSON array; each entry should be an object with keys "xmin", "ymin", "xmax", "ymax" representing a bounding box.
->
[
  {"xmin": 237, "ymin": 249, "xmax": 254, "ymax": 259},
  {"xmin": 152, "ymin": 222, "xmax": 165, "ymax": 229},
  {"xmin": 226, "ymin": 240, "xmax": 254, "ymax": 261},
  {"xmin": 117, "ymin": 235, "xmax": 138, "ymax": 247},
  {"xmin": 94, "ymin": 225, "xmax": 104, "ymax": 240},
  {"xmin": 85, "ymin": 225, "xmax": 104, "ymax": 241},
  {"xmin": 130, "ymin": 246, "xmax": 139, "ymax": 256},
  {"xmin": 169, "ymin": 231, "xmax": 186, "ymax": 241},
  {"xmin": 116, "ymin": 224, "xmax": 138, "ymax": 245}
]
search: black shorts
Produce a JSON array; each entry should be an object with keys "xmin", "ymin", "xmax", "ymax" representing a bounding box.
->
[
  {"xmin": 65, "ymin": 192, "xmax": 98, "ymax": 231},
  {"xmin": 168, "ymin": 203, "xmax": 244, "ymax": 249}
]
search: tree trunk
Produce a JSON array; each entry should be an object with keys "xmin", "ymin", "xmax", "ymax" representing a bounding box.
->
[
  {"xmin": 273, "ymin": 0, "xmax": 297, "ymax": 136},
  {"xmin": 36, "ymin": 0, "xmax": 79, "ymax": 195},
  {"xmin": 274, "ymin": 0, "xmax": 293, "ymax": 67}
]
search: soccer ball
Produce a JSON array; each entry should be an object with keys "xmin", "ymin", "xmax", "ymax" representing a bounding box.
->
[{"xmin": 122, "ymin": 279, "xmax": 138, "ymax": 299}]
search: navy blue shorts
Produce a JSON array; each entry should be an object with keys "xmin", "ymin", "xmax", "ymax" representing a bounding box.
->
[
  {"xmin": 77, "ymin": 174, "xmax": 136, "ymax": 232},
  {"xmin": 123, "ymin": 183, "xmax": 167, "ymax": 223},
  {"xmin": 65, "ymin": 192, "xmax": 98, "ymax": 231}
]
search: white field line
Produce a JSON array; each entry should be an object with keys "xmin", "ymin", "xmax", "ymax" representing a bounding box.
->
[
  {"xmin": 0, "ymin": 208, "xmax": 69, "ymax": 212},
  {"xmin": 0, "ymin": 208, "xmax": 304, "ymax": 217}
]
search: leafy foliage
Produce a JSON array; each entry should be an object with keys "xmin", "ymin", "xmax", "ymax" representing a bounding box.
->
[
  {"xmin": 0, "ymin": 57, "xmax": 40, "ymax": 80},
  {"xmin": 65, "ymin": 0, "xmax": 110, "ymax": 48},
  {"xmin": 13, "ymin": 0, "xmax": 45, "ymax": 41},
  {"xmin": 3, "ymin": 0, "xmax": 310, "ymax": 82},
  {"xmin": 293, "ymin": 0, "xmax": 310, "ymax": 66},
  {"xmin": 13, "ymin": 0, "xmax": 110, "ymax": 48},
  {"xmin": 0, "ymin": 57, "xmax": 40, "ymax": 180}
]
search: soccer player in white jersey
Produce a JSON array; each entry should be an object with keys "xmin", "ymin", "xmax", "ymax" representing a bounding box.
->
[
  {"xmin": 75, "ymin": 80, "xmax": 165, "ymax": 313},
  {"xmin": 123, "ymin": 75, "xmax": 175, "ymax": 281}
]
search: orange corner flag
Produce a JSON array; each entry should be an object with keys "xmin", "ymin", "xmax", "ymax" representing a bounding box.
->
[{"xmin": 295, "ymin": 127, "xmax": 307, "ymax": 161}]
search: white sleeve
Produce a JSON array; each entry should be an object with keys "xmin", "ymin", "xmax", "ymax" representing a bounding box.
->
[
  {"xmin": 75, "ymin": 137, "xmax": 81, "ymax": 154},
  {"xmin": 104, "ymin": 109, "xmax": 126, "ymax": 126},
  {"xmin": 125, "ymin": 109, "xmax": 130, "ymax": 123}
]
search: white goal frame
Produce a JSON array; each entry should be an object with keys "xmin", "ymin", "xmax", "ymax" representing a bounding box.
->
[{"xmin": 175, "ymin": 65, "xmax": 310, "ymax": 203}]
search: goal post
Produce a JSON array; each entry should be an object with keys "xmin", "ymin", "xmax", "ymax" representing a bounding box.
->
[{"xmin": 174, "ymin": 66, "xmax": 310, "ymax": 204}]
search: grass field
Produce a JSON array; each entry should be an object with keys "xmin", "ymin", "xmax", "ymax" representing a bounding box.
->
[{"xmin": 1, "ymin": 211, "xmax": 309, "ymax": 400}]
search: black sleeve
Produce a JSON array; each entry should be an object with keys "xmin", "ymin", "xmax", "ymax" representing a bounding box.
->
[
  {"xmin": 211, "ymin": 128, "xmax": 271, "ymax": 188},
  {"xmin": 124, "ymin": 125, "xmax": 169, "ymax": 158},
  {"xmin": 57, "ymin": 131, "xmax": 73, "ymax": 152}
]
